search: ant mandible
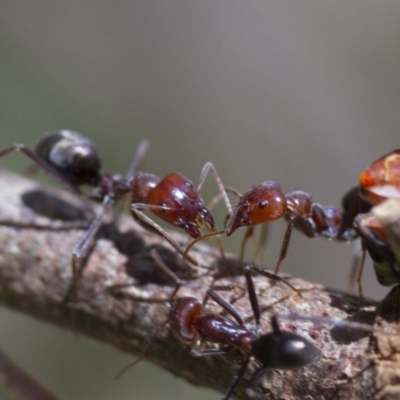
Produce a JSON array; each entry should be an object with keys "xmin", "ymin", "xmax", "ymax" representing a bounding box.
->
[
  {"xmin": 185, "ymin": 180, "xmax": 355, "ymax": 274},
  {"xmin": 169, "ymin": 266, "xmax": 319, "ymax": 399},
  {"xmin": 0, "ymin": 130, "xmax": 231, "ymax": 306},
  {"xmin": 339, "ymin": 149, "xmax": 400, "ymax": 297}
]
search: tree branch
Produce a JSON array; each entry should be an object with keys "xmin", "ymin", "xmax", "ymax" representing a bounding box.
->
[{"xmin": 0, "ymin": 169, "xmax": 397, "ymax": 400}]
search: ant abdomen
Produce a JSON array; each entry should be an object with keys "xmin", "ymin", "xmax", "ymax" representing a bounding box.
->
[
  {"xmin": 35, "ymin": 130, "xmax": 102, "ymax": 186},
  {"xmin": 252, "ymin": 329, "xmax": 319, "ymax": 370}
]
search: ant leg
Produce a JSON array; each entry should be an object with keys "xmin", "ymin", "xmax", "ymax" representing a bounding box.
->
[
  {"xmin": 356, "ymin": 248, "xmax": 367, "ymax": 303},
  {"xmin": 131, "ymin": 206, "xmax": 198, "ymax": 266},
  {"xmin": 191, "ymin": 348, "xmax": 230, "ymax": 357},
  {"xmin": 114, "ymin": 248, "xmax": 187, "ymax": 380},
  {"xmin": 208, "ymin": 284, "xmax": 247, "ymax": 305},
  {"xmin": 276, "ymin": 313, "xmax": 373, "ymax": 332},
  {"xmin": 197, "ymin": 162, "xmax": 232, "ymax": 215},
  {"xmin": 197, "ymin": 162, "xmax": 232, "ymax": 258},
  {"xmin": 0, "ymin": 218, "xmax": 90, "ymax": 231},
  {"xmin": 125, "ymin": 139, "xmax": 150, "ymax": 182},
  {"xmin": 206, "ymin": 192, "xmax": 226, "ymax": 212},
  {"xmin": 207, "ymin": 289, "xmax": 245, "ymax": 326},
  {"xmin": 346, "ymin": 239, "xmax": 362, "ymax": 295},
  {"xmin": 222, "ymin": 358, "xmax": 250, "ymax": 400},
  {"xmin": 244, "ymin": 366, "xmax": 270, "ymax": 400},
  {"xmin": 225, "ymin": 186, "xmax": 243, "ymax": 198},
  {"xmin": 22, "ymin": 162, "xmax": 40, "ymax": 177},
  {"xmin": 253, "ymin": 224, "xmax": 270, "ymax": 265},
  {"xmin": 108, "ymin": 249, "xmax": 186, "ymax": 303},
  {"xmin": 183, "ymin": 230, "xmax": 225, "ymax": 260},
  {"xmin": 115, "ymin": 319, "xmax": 169, "ymax": 379},
  {"xmin": 238, "ymin": 226, "xmax": 255, "ymax": 266},
  {"xmin": 0, "ymin": 144, "xmax": 83, "ymax": 196},
  {"xmin": 274, "ymin": 218, "xmax": 294, "ymax": 274},
  {"xmin": 68, "ymin": 196, "xmax": 115, "ymax": 307},
  {"xmin": 149, "ymin": 248, "xmax": 186, "ymax": 302},
  {"xmin": 243, "ymin": 266, "xmax": 261, "ymax": 326},
  {"xmin": 248, "ymin": 264, "xmax": 301, "ymax": 295}
]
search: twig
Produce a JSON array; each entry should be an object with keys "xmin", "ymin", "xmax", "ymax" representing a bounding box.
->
[
  {"xmin": 0, "ymin": 348, "xmax": 59, "ymax": 400},
  {"xmin": 0, "ymin": 169, "xmax": 397, "ymax": 400}
]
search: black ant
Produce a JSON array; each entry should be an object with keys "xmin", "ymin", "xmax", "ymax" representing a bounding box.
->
[
  {"xmin": 339, "ymin": 149, "xmax": 400, "ymax": 298},
  {"xmin": 116, "ymin": 253, "xmax": 319, "ymax": 399},
  {"xmin": 0, "ymin": 130, "xmax": 231, "ymax": 307},
  {"xmin": 185, "ymin": 180, "xmax": 356, "ymax": 275},
  {"xmin": 115, "ymin": 249, "xmax": 374, "ymax": 399},
  {"xmin": 168, "ymin": 269, "xmax": 319, "ymax": 399}
]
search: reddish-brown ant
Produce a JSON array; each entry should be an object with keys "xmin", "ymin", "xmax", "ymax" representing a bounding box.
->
[
  {"xmin": 339, "ymin": 150, "xmax": 400, "ymax": 297},
  {"xmin": 185, "ymin": 180, "xmax": 355, "ymax": 274},
  {"xmin": 0, "ymin": 130, "xmax": 230, "ymax": 307}
]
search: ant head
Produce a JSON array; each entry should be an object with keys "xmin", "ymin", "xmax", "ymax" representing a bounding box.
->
[
  {"xmin": 225, "ymin": 181, "xmax": 286, "ymax": 235},
  {"xmin": 35, "ymin": 130, "xmax": 102, "ymax": 186},
  {"xmin": 359, "ymin": 150, "xmax": 400, "ymax": 205},
  {"xmin": 251, "ymin": 316, "xmax": 319, "ymax": 370},
  {"xmin": 146, "ymin": 172, "xmax": 214, "ymax": 238}
]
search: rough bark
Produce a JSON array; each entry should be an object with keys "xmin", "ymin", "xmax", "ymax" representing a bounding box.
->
[{"xmin": 0, "ymin": 169, "xmax": 398, "ymax": 400}]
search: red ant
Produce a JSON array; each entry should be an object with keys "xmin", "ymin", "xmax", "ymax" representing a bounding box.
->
[
  {"xmin": 185, "ymin": 180, "xmax": 355, "ymax": 274},
  {"xmin": 339, "ymin": 149, "xmax": 400, "ymax": 298},
  {"xmin": 0, "ymin": 130, "xmax": 231, "ymax": 307}
]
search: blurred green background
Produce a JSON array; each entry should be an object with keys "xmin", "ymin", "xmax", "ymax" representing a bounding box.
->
[{"xmin": 0, "ymin": 2, "xmax": 399, "ymax": 399}]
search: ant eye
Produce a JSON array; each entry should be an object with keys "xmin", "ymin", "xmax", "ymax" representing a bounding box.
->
[
  {"xmin": 258, "ymin": 200, "xmax": 268, "ymax": 209},
  {"xmin": 185, "ymin": 180, "xmax": 194, "ymax": 188}
]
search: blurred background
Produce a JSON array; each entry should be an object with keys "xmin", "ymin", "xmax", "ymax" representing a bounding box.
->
[{"xmin": 0, "ymin": 1, "xmax": 399, "ymax": 399}]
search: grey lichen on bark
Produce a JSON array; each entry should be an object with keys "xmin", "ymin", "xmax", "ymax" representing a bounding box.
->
[{"xmin": 0, "ymin": 169, "xmax": 398, "ymax": 399}]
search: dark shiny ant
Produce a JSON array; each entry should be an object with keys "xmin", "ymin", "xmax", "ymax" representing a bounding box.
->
[
  {"xmin": 186, "ymin": 180, "xmax": 355, "ymax": 274},
  {"xmin": 340, "ymin": 150, "xmax": 400, "ymax": 298},
  {"xmin": 116, "ymin": 250, "xmax": 374, "ymax": 399},
  {"xmin": 0, "ymin": 130, "xmax": 230, "ymax": 306},
  {"xmin": 169, "ymin": 268, "xmax": 319, "ymax": 400},
  {"xmin": 116, "ymin": 257, "xmax": 319, "ymax": 399}
]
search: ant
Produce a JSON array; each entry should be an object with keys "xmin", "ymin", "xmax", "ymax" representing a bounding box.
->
[
  {"xmin": 185, "ymin": 180, "xmax": 356, "ymax": 275},
  {"xmin": 168, "ymin": 269, "xmax": 320, "ymax": 399},
  {"xmin": 116, "ymin": 250, "xmax": 374, "ymax": 399},
  {"xmin": 339, "ymin": 149, "xmax": 400, "ymax": 298},
  {"xmin": 158, "ymin": 267, "xmax": 371, "ymax": 399},
  {"xmin": 116, "ymin": 250, "xmax": 319, "ymax": 399},
  {"xmin": 0, "ymin": 130, "xmax": 231, "ymax": 307}
]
